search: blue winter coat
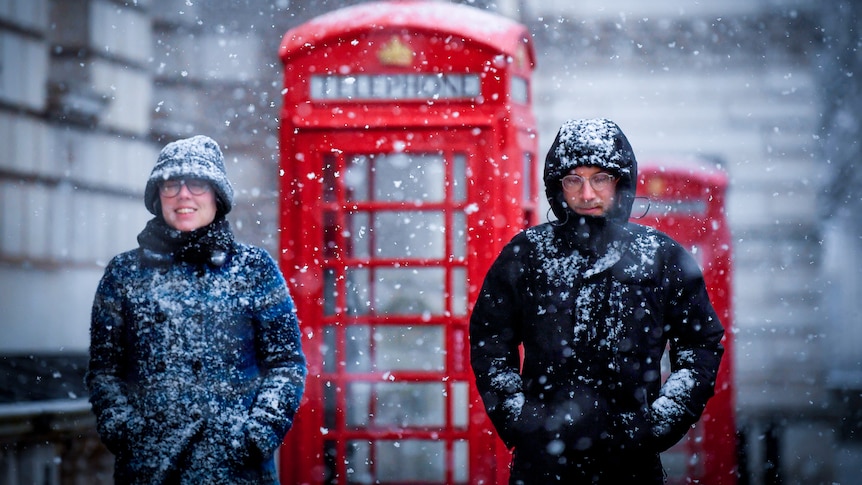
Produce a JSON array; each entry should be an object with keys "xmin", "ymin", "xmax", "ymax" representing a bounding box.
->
[{"xmin": 86, "ymin": 243, "xmax": 306, "ymax": 484}]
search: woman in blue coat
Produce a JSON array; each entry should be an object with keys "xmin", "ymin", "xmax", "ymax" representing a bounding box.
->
[
  {"xmin": 86, "ymin": 135, "xmax": 307, "ymax": 484},
  {"xmin": 469, "ymin": 119, "xmax": 725, "ymax": 483}
]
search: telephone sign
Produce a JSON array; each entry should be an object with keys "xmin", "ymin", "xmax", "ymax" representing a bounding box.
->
[{"xmin": 310, "ymin": 73, "xmax": 482, "ymax": 101}]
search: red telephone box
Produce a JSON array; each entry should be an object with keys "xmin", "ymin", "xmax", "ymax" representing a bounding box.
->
[
  {"xmin": 277, "ymin": 2, "xmax": 537, "ymax": 483},
  {"xmin": 634, "ymin": 158, "xmax": 737, "ymax": 484}
]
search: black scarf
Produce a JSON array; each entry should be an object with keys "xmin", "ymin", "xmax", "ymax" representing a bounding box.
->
[
  {"xmin": 556, "ymin": 212, "xmax": 622, "ymax": 260},
  {"xmin": 137, "ymin": 216, "xmax": 234, "ymax": 267}
]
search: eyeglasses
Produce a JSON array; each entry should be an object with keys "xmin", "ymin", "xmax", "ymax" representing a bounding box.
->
[
  {"xmin": 159, "ymin": 178, "xmax": 211, "ymax": 197},
  {"xmin": 561, "ymin": 172, "xmax": 617, "ymax": 192}
]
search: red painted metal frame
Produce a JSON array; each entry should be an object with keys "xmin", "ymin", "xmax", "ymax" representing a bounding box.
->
[
  {"xmin": 634, "ymin": 158, "xmax": 738, "ymax": 485},
  {"xmin": 277, "ymin": 2, "xmax": 537, "ymax": 483}
]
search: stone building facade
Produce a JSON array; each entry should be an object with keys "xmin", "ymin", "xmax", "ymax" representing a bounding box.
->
[{"xmin": 0, "ymin": 0, "xmax": 859, "ymax": 483}]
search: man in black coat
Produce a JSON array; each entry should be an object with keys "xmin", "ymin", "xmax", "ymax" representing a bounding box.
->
[{"xmin": 469, "ymin": 118, "xmax": 725, "ymax": 484}]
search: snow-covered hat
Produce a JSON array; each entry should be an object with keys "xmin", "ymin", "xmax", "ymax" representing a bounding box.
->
[{"xmin": 144, "ymin": 135, "xmax": 234, "ymax": 216}]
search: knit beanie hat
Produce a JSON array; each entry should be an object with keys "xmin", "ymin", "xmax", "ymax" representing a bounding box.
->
[{"xmin": 144, "ymin": 135, "xmax": 235, "ymax": 216}]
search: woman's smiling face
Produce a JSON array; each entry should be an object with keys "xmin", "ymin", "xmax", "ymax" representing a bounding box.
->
[{"xmin": 159, "ymin": 179, "xmax": 217, "ymax": 231}]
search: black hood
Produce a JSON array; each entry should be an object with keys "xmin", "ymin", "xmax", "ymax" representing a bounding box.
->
[{"xmin": 543, "ymin": 118, "xmax": 638, "ymax": 225}]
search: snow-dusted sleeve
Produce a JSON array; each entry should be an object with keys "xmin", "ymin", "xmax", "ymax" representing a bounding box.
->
[
  {"xmin": 85, "ymin": 257, "xmax": 139, "ymax": 454},
  {"xmin": 242, "ymin": 248, "xmax": 307, "ymax": 458},
  {"xmin": 650, "ymin": 242, "xmax": 725, "ymax": 451},
  {"xmin": 469, "ymin": 237, "xmax": 527, "ymax": 449}
]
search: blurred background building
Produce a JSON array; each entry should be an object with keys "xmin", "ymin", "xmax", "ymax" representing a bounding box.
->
[{"xmin": 0, "ymin": 0, "xmax": 859, "ymax": 483}]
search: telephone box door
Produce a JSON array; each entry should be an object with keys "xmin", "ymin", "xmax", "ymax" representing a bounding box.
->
[{"xmin": 283, "ymin": 127, "xmax": 505, "ymax": 484}]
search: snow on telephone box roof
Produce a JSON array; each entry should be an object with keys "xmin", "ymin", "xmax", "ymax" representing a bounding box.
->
[{"xmin": 278, "ymin": 0, "xmax": 535, "ymax": 69}]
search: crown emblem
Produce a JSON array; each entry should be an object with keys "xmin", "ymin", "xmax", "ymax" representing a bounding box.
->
[
  {"xmin": 647, "ymin": 177, "xmax": 666, "ymax": 197},
  {"xmin": 378, "ymin": 36, "xmax": 414, "ymax": 67}
]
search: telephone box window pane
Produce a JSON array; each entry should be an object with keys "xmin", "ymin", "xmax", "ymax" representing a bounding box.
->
[
  {"xmin": 324, "ymin": 440, "xmax": 338, "ymax": 483},
  {"xmin": 345, "ymin": 325, "xmax": 445, "ymax": 373},
  {"xmin": 346, "ymin": 212, "xmax": 370, "ymax": 258},
  {"xmin": 346, "ymin": 382, "xmax": 446, "ymax": 428},
  {"xmin": 372, "ymin": 211, "xmax": 445, "ymax": 259},
  {"xmin": 324, "ymin": 268, "xmax": 337, "ymax": 316},
  {"xmin": 375, "ymin": 440, "xmax": 446, "ymax": 483},
  {"xmin": 452, "ymin": 381, "xmax": 469, "ymax": 428},
  {"xmin": 377, "ymin": 325, "xmax": 445, "ymax": 370},
  {"xmin": 346, "ymin": 382, "xmax": 372, "ymax": 427},
  {"xmin": 374, "ymin": 153, "xmax": 445, "ymax": 202},
  {"xmin": 345, "ymin": 268, "xmax": 371, "ymax": 316},
  {"xmin": 324, "ymin": 211, "xmax": 338, "ymax": 258},
  {"xmin": 346, "ymin": 211, "xmax": 448, "ymax": 260},
  {"xmin": 345, "ymin": 440, "xmax": 373, "ymax": 484},
  {"xmin": 344, "ymin": 155, "xmax": 370, "ymax": 201},
  {"xmin": 346, "ymin": 440, "xmax": 446, "ymax": 484},
  {"xmin": 324, "ymin": 381, "xmax": 337, "ymax": 430},
  {"xmin": 689, "ymin": 244, "xmax": 704, "ymax": 269},
  {"xmin": 345, "ymin": 325, "xmax": 372, "ymax": 372},
  {"xmin": 454, "ymin": 440, "xmax": 469, "ymax": 482},
  {"xmin": 453, "ymin": 212, "xmax": 466, "ymax": 259},
  {"xmin": 451, "ymin": 267, "xmax": 467, "ymax": 317},
  {"xmin": 374, "ymin": 267, "xmax": 445, "ymax": 315},
  {"xmin": 511, "ymin": 75, "xmax": 529, "ymax": 104},
  {"xmin": 345, "ymin": 153, "xmax": 445, "ymax": 202},
  {"xmin": 347, "ymin": 267, "xmax": 445, "ymax": 315},
  {"xmin": 453, "ymin": 153, "xmax": 466, "ymax": 202},
  {"xmin": 341, "ymin": 153, "xmax": 446, "ymax": 202},
  {"xmin": 662, "ymin": 448, "xmax": 692, "ymax": 481},
  {"xmin": 322, "ymin": 324, "xmax": 336, "ymax": 373}
]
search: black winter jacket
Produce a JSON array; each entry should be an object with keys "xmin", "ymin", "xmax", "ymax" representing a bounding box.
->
[{"xmin": 469, "ymin": 119, "xmax": 724, "ymax": 458}]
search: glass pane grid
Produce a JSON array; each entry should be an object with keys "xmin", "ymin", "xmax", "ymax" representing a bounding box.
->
[{"xmin": 318, "ymin": 148, "xmax": 474, "ymax": 485}]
